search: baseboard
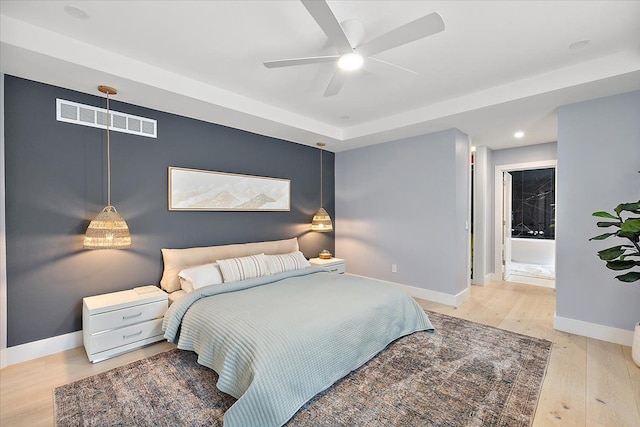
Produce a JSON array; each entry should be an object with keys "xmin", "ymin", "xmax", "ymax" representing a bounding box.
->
[
  {"xmin": 347, "ymin": 273, "xmax": 469, "ymax": 307},
  {"xmin": 554, "ymin": 315, "xmax": 634, "ymax": 346},
  {"xmin": 2, "ymin": 330, "xmax": 83, "ymax": 367},
  {"xmin": 0, "ymin": 347, "xmax": 7, "ymax": 369},
  {"xmin": 1, "ymin": 277, "xmax": 473, "ymax": 367},
  {"xmin": 472, "ymin": 273, "xmax": 494, "ymax": 286}
]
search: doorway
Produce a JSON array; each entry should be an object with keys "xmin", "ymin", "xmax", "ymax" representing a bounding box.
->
[{"xmin": 494, "ymin": 160, "xmax": 557, "ymax": 288}]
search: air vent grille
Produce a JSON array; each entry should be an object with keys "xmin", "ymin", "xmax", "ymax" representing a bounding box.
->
[{"xmin": 56, "ymin": 98, "xmax": 157, "ymax": 138}]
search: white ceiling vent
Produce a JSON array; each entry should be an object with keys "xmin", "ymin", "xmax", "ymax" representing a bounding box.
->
[{"xmin": 56, "ymin": 98, "xmax": 157, "ymax": 138}]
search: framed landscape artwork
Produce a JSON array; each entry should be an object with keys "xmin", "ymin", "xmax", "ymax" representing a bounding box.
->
[{"xmin": 168, "ymin": 167, "xmax": 290, "ymax": 211}]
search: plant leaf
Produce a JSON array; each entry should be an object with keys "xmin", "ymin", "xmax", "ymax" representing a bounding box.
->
[
  {"xmin": 615, "ymin": 201, "xmax": 640, "ymax": 215},
  {"xmin": 592, "ymin": 211, "xmax": 618, "ymax": 219},
  {"xmin": 620, "ymin": 218, "xmax": 640, "ymax": 233},
  {"xmin": 606, "ymin": 260, "xmax": 640, "ymax": 270},
  {"xmin": 596, "ymin": 221, "xmax": 621, "ymax": 228},
  {"xmin": 614, "ymin": 271, "xmax": 640, "ymax": 282},
  {"xmin": 616, "ymin": 230, "xmax": 640, "ymax": 241},
  {"xmin": 589, "ymin": 232, "xmax": 616, "ymax": 241},
  {"xmin": 597, "ymin": 246, "xmax": 626, "ymax": 260}
]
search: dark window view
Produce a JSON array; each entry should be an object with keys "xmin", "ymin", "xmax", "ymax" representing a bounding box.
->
[{"xmin": 511, "ymin": 168, "xmax": 555, "ymax": 240}]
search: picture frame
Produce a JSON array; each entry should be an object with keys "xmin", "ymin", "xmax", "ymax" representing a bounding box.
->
[{"xmin": 168, "ymin": 167, "xmax": 290, "ymax": 211}]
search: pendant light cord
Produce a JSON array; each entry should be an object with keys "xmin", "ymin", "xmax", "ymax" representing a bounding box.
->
[
  {"xmin": 106, "ymin": 91, "xmax": 111, "ymax": 207},
  {"xmin": 320, "ymin": 144, "xmax": 323, "ymax": 207}
]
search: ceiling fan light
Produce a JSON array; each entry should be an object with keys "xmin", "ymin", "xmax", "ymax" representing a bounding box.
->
[{"xmin": 338, "ymin": 53, "xmax": 363, "ymax": 71}]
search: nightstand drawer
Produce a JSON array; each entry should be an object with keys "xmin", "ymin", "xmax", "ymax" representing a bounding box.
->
[
  {"xmin": 309, "ymin": 258, "xmax": 346, "ymax": 274},
  {"xmin": 89, "ymin": 318, "xmax": 164, "ymax": 354},
  {"xmin": 325, "ymin": 263, "xmax": 346, "ymax": 274},
  {"xmin": 89, "ymin": 300, "xmax": 167, "ymax": 334}
]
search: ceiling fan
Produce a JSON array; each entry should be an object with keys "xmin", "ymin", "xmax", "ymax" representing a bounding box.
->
[{"xmin": 263, "ymin": 0, "xmax": 445, "ymax": 97}]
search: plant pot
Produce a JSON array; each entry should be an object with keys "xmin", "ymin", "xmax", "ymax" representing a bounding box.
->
[{"xmin": 633, "ymin": 322, "xmax": 640, "ymax": 368}]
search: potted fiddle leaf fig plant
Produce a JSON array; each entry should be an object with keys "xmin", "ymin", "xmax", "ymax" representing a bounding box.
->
[{"xmin": 589, "ymin": 200, "xmax": 640, "ymax": 367}]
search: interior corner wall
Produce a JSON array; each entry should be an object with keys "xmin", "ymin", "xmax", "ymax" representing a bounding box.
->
[
  {"xmin": 488, "ymin": 142, "xmax": 557, "ymax": 274},
  {"xmin": 335, "ymin": 129, "xmax": 470, "ymax": 298},
  {"xmin": 3, "ymin": 76, "xmax": 335, "ymax": 347},
  {"xmin": 556, "ymin": 89, "xmax": 640, "ymax": 331}
]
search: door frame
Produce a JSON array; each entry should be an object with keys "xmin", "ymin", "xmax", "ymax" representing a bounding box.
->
[
  {"xmin": 494, "ymin": 160, "xmax": 557, "ymax": 281},
  {"xmin": 503, "ymin": 171, "xmax": 513, "ymax": 280}
]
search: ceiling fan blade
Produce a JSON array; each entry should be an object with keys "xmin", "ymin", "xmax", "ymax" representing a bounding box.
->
[
  {"xmin": 324, "ymin": 70, "xmax": 346, "ymax": 97},
  {"xmin": 301, "ymin": 0, "xmax": 353, "ymax": 54},
  {"xmin": 264, "ymin": 56, "xmax": 339, "ymax": 68},
  {"xmin": 359, "ymin": 12, "xmax": 444, "ymax": 57},
  {"xmin": 367, "ymin": 57, "xmax": 418, "ymax": 75}
]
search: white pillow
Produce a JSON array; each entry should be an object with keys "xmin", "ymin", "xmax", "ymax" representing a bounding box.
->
[
  {"xmin": 265, "ymin": 251, "xmax": 310, "ymax": 274},
  {"xmin": 178, "ymin": 263, "xmax": 223, "ymax": 293},
  {"xmin": 217, "ymin": 253, "xmax": 269, "ymax": 283}
]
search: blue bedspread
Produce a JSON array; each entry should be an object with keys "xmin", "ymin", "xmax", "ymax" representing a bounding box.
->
[{"xmin": 163, "ymin": 268, "xmax": 433, "ymax": 427}]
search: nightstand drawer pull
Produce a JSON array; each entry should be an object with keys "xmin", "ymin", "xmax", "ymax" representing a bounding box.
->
[
  {"xmin": 123, "ymin": 331, "xmax": 143, "ymax": 339},
  {"xmin": 122, "ymin": 312, "xmax": 142, "ymax": 320}
]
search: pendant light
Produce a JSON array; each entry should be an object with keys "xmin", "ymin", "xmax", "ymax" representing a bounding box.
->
[
  {"xmin": 83, "ymin": 85, "xmax": 132, "ymax": 249},
  {"xmin": 311, "ymin": 142, "xmax": 333, "ymax": 232}
]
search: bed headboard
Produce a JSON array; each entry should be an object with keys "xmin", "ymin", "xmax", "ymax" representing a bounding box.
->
[{"xmin": 160, "ymin": 237, "xmax": 299, "ymax": 292}]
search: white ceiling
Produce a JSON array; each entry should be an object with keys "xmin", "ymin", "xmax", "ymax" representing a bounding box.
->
[{"xmin": 1, "ymin": 0, "xmax": 639, "ymax": 152}]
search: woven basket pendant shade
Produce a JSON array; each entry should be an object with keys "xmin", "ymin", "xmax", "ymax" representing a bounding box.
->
[
  {"xmin": 83, "ymin": 85, "xmax": 131, "ymax": 249},
  {"xmin": 311, "ymin": 207, "xmax": 333, "ymax": 232},
  {"xmin": 311, "ymin": 142, "xmax": 333, "ymax": 232},
  {"xmin": 84, "ymin": 206, "xmax": 131, "ymax": 249}
]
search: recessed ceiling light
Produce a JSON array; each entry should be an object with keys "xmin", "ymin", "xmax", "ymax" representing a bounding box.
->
[
  {"xmin": 338, "ymin": 53, "xmax": 363, "ymax": 71},
  {"xmin": 569, "ymin": 39, "xmax": 590, "ymax": 50},
  {"xmin": 64, "ymin": 5, "xmax": 89, "ymax": 19},
  {"xmin": 514, "ymin": 131, "xmax": 525, "ymax": 139}
]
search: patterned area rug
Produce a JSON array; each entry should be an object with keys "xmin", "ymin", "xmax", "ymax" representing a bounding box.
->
[{"xmin": 54, "ymin": 312, "xmax": 551, "ymax": 427}]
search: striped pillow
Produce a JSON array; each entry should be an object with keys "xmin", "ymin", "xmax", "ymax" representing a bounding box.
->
[
  {"xmin": 217, "ymin": 253, "xmax": 269, "ymax": 283},
  {"xmin": 265, "ymin": 251, "xmax": 311, "ymax": 274}
]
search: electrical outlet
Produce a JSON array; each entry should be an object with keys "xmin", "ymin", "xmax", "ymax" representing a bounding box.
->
[{"xmin": 391, "ymin": 264, "xmax": 397, "ymax": 273}]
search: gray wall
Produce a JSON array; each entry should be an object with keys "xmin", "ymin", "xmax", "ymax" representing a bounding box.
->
[
  {"xmin": 488, "ymin": 142, "xmax": 558, "ymax": 272},
  {"xmin": 4, "ymin": 76, "xmax": 335, "ymax": 346},
  {"xmin": 556, "ymin": 90, "xmax": 640, "ymax": 331},
  {"xmin": 335, "ymin": 129, "xmax": 470, "ymax": 296},
  {"xmin": 491, "ymin": 142, "xmax": 557, "ymax": 169}
]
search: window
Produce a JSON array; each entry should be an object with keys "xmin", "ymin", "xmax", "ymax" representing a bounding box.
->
[{"xmin": 511, "ymin": 168, "xmax": 555, "ymax": 239}]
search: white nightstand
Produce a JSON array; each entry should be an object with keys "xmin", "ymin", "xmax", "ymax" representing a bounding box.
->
[
  {"xmin": 83, "ymin": 287, "xmax": 168, "ymax": 363},
  {"xmin": 309, "ymin": 257, "xmax": 346, "ymax": 274}
]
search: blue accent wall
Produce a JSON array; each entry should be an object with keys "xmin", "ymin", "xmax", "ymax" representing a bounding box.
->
[{"xmin": 4, "ymin": 76, "xmax": 334, "ymax": 346}]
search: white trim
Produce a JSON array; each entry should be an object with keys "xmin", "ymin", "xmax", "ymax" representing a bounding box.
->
[
  {"xmin": 494, "ymin": 160, "xmax": 557, "ymax": 282},
  {"xmin": 465, "ymin": 136, "xmax": 472, "ymax": 301},
  {"xmin": 1, "ymin": 272, "xmax": 475, "ymax": 367},
  {"xmin": 2, "ymin": 331, "xmax": 83, "ymax": 367},
  {"xmin": 472, "ymin": 146, "xmax": 489, "ymax": 287},
  {"xmin": 554, "ymin": 315, "xmax": 634, "ymax": 346},
  {"xmin": 348, "ymin": 273, "xmax": 470, "ymax": 307},
  {"xmin": 506, "ymin": 274, "xmax": 555, "ymax": 288}
]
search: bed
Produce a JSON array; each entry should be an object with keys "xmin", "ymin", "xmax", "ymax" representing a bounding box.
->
[{"xmin": 160, "ymin": 238, "xmax": 434, "ymax": 427}]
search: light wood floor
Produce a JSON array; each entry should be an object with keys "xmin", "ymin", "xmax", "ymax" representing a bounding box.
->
[{"xmin": 1, "ymin": 281, "xmax": 639, "ymax": 426}]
